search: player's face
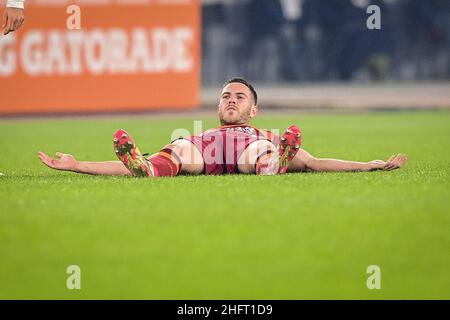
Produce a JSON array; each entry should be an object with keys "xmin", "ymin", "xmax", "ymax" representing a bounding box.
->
[{"xmin": 218, "ymin": 83, "xmax": 257, "ymax": 125}]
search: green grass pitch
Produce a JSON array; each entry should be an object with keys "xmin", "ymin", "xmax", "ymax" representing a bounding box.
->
[{"xmin": 1, "ymin": 111, "xmax": 449, "ymax": 299}]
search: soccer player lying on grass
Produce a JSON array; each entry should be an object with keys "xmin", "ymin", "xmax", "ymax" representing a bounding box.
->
[{"xmin": 38, "ymin": 78, "xmax": 407, "ymax": 177}]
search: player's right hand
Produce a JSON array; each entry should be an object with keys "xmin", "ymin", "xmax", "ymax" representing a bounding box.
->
[{"xmin": 38, "ymin": 151, "xmax": 78, "ymax": 171}]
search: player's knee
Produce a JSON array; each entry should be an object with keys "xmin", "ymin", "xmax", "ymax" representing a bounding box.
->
[
  {"xmin": 170, "ymin": 139, "xmax": 204, "ymax": 173},
  {"xmin": 244, "ymin": 140, "xmax": 277, "ymax": 163},
  {"xmin": 238, "ymin": 139, "xmax": 277, "ymax": 173}
]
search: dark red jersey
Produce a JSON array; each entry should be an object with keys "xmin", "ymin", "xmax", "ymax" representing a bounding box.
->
[{"xmin": 185, "ymin": 125, "xmax": 279, "ymax": 175}]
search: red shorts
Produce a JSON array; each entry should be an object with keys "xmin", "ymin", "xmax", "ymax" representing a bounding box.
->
[{"xmin": 183, "ymin": 125, "xmax": 279, "ymax": 175}]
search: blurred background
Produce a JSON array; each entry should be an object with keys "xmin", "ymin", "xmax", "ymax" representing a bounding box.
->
[
  {"xmin": 202, "ymin": 0, "xmax": 450, "ymax": 85},
  {"xmin": 201, "ymin": 0, "xmax": 450, "ymax": 110}
]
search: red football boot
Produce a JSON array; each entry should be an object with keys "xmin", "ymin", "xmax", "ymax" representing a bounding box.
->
[
  {"xmin": 113, "ymin": 129, "xmax": 154, "ymax": 177},
  {"xmin": 278, "ymin": 125, "xmax": 302, "ymax": 174}
]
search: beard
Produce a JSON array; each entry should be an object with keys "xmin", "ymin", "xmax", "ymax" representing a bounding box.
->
[{"xmin": 219, "ymin": 108, "xmax": 250, "ymax": 126}]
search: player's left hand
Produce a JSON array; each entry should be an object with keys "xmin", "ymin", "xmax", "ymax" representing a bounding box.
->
[
  {"xmin": 2, "ymin": 7, "xmax": 25, "ymax": 35},
  {"xmin": 383, "ymin": 153, "xmax": 408, "ymax": 171}
]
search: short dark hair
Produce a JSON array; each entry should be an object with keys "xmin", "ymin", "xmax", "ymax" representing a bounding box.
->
[{"xmin": 224, "ymin": 77, "xmax": 258, "ymax": 105}]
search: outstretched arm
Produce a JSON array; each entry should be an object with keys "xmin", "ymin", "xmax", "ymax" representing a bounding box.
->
[
  {"xmin": 38, "ymin": 151, "xmax": 131, "ymax": 176},
  {"xmin": 288, "ymin": 149, "xmax": 407, "ymax": 173}
]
